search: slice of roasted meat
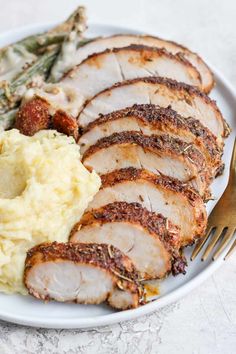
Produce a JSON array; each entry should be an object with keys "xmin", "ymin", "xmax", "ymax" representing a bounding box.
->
[
  {"xmin": 78, "ymin": 77, "xmax": 229, "ymax": 146},
  {"xmin": 24, "ymin": 242, "xmax": 143, "ymax": 310},
  {"xmin": 73, "ymin": 34, "xmax": 214, "ymax": 93},
  {"xmin": 79, "ymin": 104, "xmax": 223, "ymax": 177},
  {"xmin": 82, "ymin": 131, "xmax": 211, "ymax": 199},
  {"xmin": 70, "ymin": 202, "xmax": 185, "ymax": 279},
  {"xmin": 87, "ymin": 168, "xmax": 207, "ymax": 246},
  {"xmin": 61, "ymin": 45, "xmax": 202, "ymax": 103}
]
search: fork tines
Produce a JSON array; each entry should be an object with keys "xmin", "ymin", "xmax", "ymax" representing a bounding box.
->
[{"xmin": 191, "ymin": 138, "xmax": 236, "ymax": 261}]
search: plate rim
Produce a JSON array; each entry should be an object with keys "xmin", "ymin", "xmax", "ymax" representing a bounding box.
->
[{"xmin": 0, "ymin": 22, "xmax": 235, "ymax": 329}]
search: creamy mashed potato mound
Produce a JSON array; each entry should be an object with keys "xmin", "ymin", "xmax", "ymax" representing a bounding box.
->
[{"xmin": 0, "ymin": 129, "xmax": 101, "ymax": 294}]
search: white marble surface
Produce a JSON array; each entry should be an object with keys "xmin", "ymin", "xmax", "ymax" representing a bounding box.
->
[{"xmin": 0, "ymin": 0, "xmax": 236, "ymax": 353}]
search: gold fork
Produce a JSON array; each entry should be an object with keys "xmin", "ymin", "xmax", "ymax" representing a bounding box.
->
[{"xmin": 191, "ymin": 138, "xmax": 236, "ymax": 261}]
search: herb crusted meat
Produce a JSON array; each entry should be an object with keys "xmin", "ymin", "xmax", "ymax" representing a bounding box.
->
[
  {"xmin": 87, "ymin": 168, "xmax": 207, "ymax": 246},
  {"xmin": 70, "ymin": 202, "xmax": 185, "ymax": 279},
  {"xmin": 82, "ymin": 131, "xmax": 211, "ymax": 199},
  {"xmin": 20, "ymin": 24, "xmax": 230, "ymax": 312},
  {"xmin": 62, "ymin": 44, "xmax": 202, "ymax": 103},
  {"xmin": 79, "ymin": 104, "xmax": 223, "ymax": 177},
  {"xmin": 24, "ymin": 242, "xmax": 144, "ymax": 310},
  {"xmin": 72, "ymin": 34, "xmax": 214, "ymax": 93},
  {"xmin": 78, "ymin": 77, "xmax": 228, "ymax": 146}
]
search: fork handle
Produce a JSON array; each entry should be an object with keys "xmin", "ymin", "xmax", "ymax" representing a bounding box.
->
[{"xmin": 230, "ymin": 138, "xmax": 236, "ymax": 174}]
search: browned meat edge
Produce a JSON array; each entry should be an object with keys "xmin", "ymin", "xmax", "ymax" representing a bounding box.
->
[
  {"xmin": 108, "ymin": 34, "xmax": 215, "ymax": 92},
  {"xmin": 79, "ymin": 77, "xmax": 230, "ymax": 138},
  {"xmin": 71, "ymin": 202, "xmax": 186, "ymax": 275},
  {"xmin": 65, "ymin": 44, "xmax": 201, "ymax": 84},
  {"xmin": 100, "ymin": 167, "xmax": 207, "ymax": 242},
  {"xmin": 81, "ymin": 103, "xmax": 223, "ymax": 174},
  {"xmin": 24, "ymin": 242, "xmax": 144, "ymax": 305},
  {"xmin": 100, "ymin": 167, "xmax": 203, "ymax": 207},
  {"xmin": 82, "ymin": 131, "xmax": 210, "ymax": 185}
]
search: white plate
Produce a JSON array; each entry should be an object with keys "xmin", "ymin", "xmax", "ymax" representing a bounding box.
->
[{"xmin": 0, "ymin": 23, "xmax": 235, "ymax": 329}]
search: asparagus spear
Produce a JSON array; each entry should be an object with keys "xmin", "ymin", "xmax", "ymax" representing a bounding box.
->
[{"xmin": 49, "ymin": 6, "xmax": 89, "ymax": 82}]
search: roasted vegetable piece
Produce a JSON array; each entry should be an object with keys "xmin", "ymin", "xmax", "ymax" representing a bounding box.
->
[
  {"xmin": 52, "ymin": 110, "xmax": 78, "ymax": 140},
  {"xmin": 15, "ymin": 97, "xmax": 50, "ymax": 136}
]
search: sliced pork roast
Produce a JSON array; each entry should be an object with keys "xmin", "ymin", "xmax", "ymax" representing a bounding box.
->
[
  {"xmin": 72, "ymin": 34, "xmax": 214, "ymax": 93},
  {"xmin": 82, "ymin": 131, "xmax": 211, "ymax": 199},
  {"xmin": 70, "ymin": 202, "xmax": 186, "ymax": 279},
  {"xmin": 87, "ymin": 168, "xmax": 207, "ymax": 246},
  {"xmin": 78, "ymin": 77, "xmax": 229, "ymax": 146},
  {"xmin": 24, "ymin": 242, "xmax": 144, "ymax": 310},
  {"xmin": 61, "ymin": 45, "xmax": 202, "ymax": 102},
  {"xmin": 79, "ymin": 104, "xmax": 223, "ymax": 177}
]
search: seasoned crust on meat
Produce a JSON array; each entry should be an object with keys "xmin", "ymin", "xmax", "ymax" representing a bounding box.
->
[
  {"xmin": 83, "ymin": 104, "xmax": 219, "ymax": 158},
  {"xmin": 80, "ymin": 104, "xmax": 223, "ymax": 176},
  {"xmin": 83, "ymin": 132, "xmax": 206, "ymax": 170},
  {"xmin": 101, "ymin": 167, "xmax": 203, "ymax": 206},
  {"xmin": 74, "ymin": 201, "xmax": 180, "ymax": 252},
  {"xmin": 73, "ymin": 34, "xmax": 214, "ymax": 93},
  {"xmin": 83, "ymin": 44, "xmax": 200, "ymax": 71},
  {"xmin": 71, "ymin": 202, "xmax": 186, "ymax": 276},
  {"xmin": 65, "ymin": 44, "xmax": 201, "ymax": 88},
  {"xmin": 83, "ymin": 131, "xmax": 210, "ymax": 183},
  {"xmin": 138, "ymin": 34, "xmax": 214, "ymax": 92},
  {"xmin": 24, "ymin": 242, "xmax": 143, "ymax": 309},
  {"xmin": 25, "ymin": 242, "xmax": 139, "ymax": 283},
  {"xmin": 95, "ymin": 76, "xmax": 214, "ymax": 106},
  {"xmin": 79, "ymin": 76, "xmax": 230, "ymax": 140},
  {"xmin": 82, "ymin": 131, "xmax": 211, "ymax": 198},
  {"xmin": 99, "ymin": 168, "xmax": 207, "ymax": 245}
]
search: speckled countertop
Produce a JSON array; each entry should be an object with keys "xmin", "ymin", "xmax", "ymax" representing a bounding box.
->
[{"xmin": 0, "ymin": 0, "xmax": 236, "ymax": 353}]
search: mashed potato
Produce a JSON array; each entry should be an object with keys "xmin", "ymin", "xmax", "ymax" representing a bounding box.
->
[{"xmin": 0, "ymin": 129, "xmax": 101, "ymax": 294}]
